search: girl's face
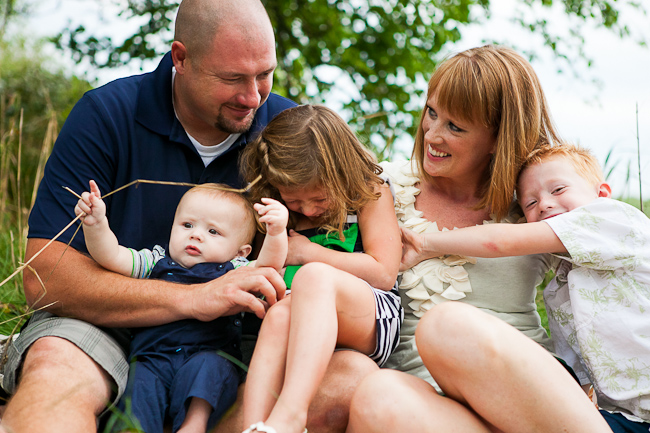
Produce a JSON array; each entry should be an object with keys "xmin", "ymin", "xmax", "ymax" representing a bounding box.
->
[
  {"xmin": 276, "ymin": 184, "xmax": 330, "ymax": 221},
  {"xmin": 420, "ymin": 92, "xmax": 496, "ymax": 182}
]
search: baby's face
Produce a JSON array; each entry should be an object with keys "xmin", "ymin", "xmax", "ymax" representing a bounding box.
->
[
  {"xmin": 518, "ymin": 157, "xmax": 607, "ymax": 223},
  {"xmin": 169, "ymin": 192, "xmax": 250, "ymax": 268}
]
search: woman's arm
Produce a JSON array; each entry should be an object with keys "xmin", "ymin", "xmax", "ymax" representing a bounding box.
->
[
  {"xmin": 286, "ymin": 185, "xmax": 401, "ymax": 290},
  {"xmin": 401, "ymin": 221, "xmax": 567, "ymax": 270}
]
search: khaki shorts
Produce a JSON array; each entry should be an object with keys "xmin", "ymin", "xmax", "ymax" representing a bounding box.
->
[{"xmin": 1, "ymin": 311, "xmax": 130, "ymax": 410}]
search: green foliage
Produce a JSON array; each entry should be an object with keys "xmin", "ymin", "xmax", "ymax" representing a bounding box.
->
[
  {"xmin": 1, "ymin": 36, "xmax": 92, "ymax": 211},
  {"xmin": 47, "ymin": 0, "xmax": 647, "ymax": 158},
  {"xmin": 0, "ymin": 36, "xmax": 92, "ymax": 335}
]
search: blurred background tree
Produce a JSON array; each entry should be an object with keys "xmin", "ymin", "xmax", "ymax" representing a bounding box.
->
[{"xmin": 43, "ymin": 0, "xmax": 647, "ymax": 159}]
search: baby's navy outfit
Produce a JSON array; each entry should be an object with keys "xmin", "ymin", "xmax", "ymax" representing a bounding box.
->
[{"xmin": 116, "ymin": 247, "xmax": 246, "ymax": 433}]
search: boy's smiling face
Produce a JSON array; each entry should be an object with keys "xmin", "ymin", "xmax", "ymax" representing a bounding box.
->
[{"xmin": 518, "ymin": 157, "xmax": 612, "ymax": 223}]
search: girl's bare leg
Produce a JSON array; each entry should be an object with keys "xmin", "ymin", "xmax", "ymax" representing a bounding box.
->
[
  {"xmin": 242, "ymin": 298, "xmax": 292, "ymax": 429},
  {"xmin": 416, "ymin": 302, "xmax": 611, "ymax": 433},
  {"xmin": 264, "ymin": 263, "xmax": 377, "ymax": 433}
]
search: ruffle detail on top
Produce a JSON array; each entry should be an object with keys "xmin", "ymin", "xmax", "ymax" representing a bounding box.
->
[{"xmin": 387, "ymin": 161, "xmax": 481, "ymax": 318}]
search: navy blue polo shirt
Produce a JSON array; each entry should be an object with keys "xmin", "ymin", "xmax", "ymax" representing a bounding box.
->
[{"xmin": 28, "ymin": 52, "xmax": 295, "ymax": 253}]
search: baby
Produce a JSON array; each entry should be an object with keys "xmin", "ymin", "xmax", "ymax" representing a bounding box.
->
[
  {"xmin": 75, "ymin": 181, "xmax": 288, "ymax": 433},
  {"xmin": 399, "ymin": 142, "xmax": 650, "ymax": 431}
]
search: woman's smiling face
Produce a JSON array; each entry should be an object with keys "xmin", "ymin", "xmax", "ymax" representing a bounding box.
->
[{"xmin": 420, "ymin": 92, "xmax": 496, "ymax": 182}]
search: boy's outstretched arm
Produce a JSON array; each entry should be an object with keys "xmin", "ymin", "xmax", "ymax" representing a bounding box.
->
[
  {"xmin": 400, "ymin": 221, "xmax": 567, "ymax": 271},
  {"xmin": 253, "ymin": 198, "xmax": 289, "ymax": 272},
  {"xmin": 74, "ymin": 179, "xmax": 135, "ymax": 277}
]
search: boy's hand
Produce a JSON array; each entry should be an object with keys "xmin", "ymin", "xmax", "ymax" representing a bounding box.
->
[
  {"xmin": 254, "ymin": 198, "xmax": 289, "ymax": 236},
  {"xmin": 400, "ymin": 226, "xmax": 438, "ymax": 271},
  {"xmin": 74, "ymin": 180, "xmax": 106, "ymax": 226}
]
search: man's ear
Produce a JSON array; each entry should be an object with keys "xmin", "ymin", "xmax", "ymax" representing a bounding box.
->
[
  {"xmin": 237, "ymin": 244, "xmax": 253, "ymax": 259},
  {"xmin": 597, "ymin": 182, "xmax": 612, "ymax": 198},
  {"xmin": 171, "ymin": 41, "xmax": 188, "ymax": 74}
]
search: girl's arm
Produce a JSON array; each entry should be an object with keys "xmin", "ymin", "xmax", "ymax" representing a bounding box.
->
[
  {"xmin": 288, "ymin": 185, "xmax": 401, "ymax": 290},
  {"xmin": 74, "ymin": 180, "xmax": 134, "ymax": 277},
  {"xmin": 400, "ymin": 221, "xmax": 567, "ymax": 270},
  {"xmin": 253, "ymin": 198, "xmax": 289, "ymax": 272}
]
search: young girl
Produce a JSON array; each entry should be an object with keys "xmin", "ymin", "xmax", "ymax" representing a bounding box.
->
[{"xmin": 239, "ymin": 105, "xmax": 403, "ymax": 433}]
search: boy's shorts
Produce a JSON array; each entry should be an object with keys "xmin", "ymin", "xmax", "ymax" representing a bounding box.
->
[
  {"xmin": 601, "ymin": 411, "xmax": 650, "ymax": 433},
  {"xmin": 1, "ymin": 311, "xmax": 130, "ymax": 411}
]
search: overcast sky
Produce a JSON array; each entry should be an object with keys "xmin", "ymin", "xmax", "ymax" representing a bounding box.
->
[{"xmin": 22, "ymin": 0, "xmax": 650, "ymax": 199}]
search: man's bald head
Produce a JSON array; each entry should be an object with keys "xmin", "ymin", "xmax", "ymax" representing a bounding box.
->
[{"xmin": 174, "ymin": 0, "xmax": 274, "ymax": 63}]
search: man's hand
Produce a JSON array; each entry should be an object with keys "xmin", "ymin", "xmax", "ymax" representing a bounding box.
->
[
  {"xmin": 190, "ymin": 265, "xmax": 286, "ymax": 320},
  {"xmin": 74, "ymin": 180, "xmax": 106, "ymax": 226},
  {"xmin": 254, "ymin": 198, "xmax": 289, "ymax": 236}
]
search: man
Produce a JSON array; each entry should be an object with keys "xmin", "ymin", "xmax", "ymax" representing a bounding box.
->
[{"xmin": 0, "ymin": 1, "xmax": 378, "ymax": 432}]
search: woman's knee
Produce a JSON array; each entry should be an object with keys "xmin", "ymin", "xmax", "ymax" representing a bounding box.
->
[
  {"xmin": 350, "ymin": 369, "xmax": 402, "ymax": 417},
  {"xmin": 416, "ymin": 303, "xmax": 508, "ymax": 371},
  {"xmin": 349, "ymin": 369, "xmax": 426, "ymax": 431}
]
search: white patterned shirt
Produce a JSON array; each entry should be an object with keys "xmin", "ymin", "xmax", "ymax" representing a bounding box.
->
[{"xmin": 545, "ymin": 198, "xmax": 650, "ymax": 422}]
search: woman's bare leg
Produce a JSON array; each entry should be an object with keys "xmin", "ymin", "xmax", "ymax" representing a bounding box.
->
[
  {"xmin": 348, "ymin": 369, "xmax": 493, "ymax": 433},
  {"xmin": 417, "ymin": 302, "xmax": 611, "ymax": 433}
]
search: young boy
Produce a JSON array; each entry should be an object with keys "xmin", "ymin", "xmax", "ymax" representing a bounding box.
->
[
  {"xmin": 399, "ymin": 143, "xmax": 650, "ymax": 432},
  {"xmin": 75, "ymin": 181, "xmax": 288, "ymax": 433}
]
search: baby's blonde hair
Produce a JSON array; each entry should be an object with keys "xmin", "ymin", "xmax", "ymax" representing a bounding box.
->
[
  {"xmin": 517, "ymin": 143, "xmax": 605, "ymax": 199},
  {"xmin": 240, "ymin": 105, "xmax": 383, "ymax": 238},
  {"xmin": 412, "ymin": 44, "xmax": 561, "ymax": 220},
  {"xmin": 179, "ymin": 183, "xmax": 257, "ymax": 244}
]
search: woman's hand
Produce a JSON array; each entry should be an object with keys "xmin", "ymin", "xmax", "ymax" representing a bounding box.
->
[{"xmin": 400, "ymin": 227, "xmax": 433, "ymax": 271}]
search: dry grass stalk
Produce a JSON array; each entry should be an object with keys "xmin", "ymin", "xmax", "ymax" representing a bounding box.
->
[{"xmin": 0, "ymin": 175, "xmax": 264, "ymax": 291}]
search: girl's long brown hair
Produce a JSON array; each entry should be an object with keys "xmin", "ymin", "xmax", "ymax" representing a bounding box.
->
[{"xmin": 240, "ymin": 105, "xmax": 383, "ymax": 237}]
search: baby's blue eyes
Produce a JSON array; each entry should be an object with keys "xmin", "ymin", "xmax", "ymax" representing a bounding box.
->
[
  {"xmin": 183, "ymin": 222, "xmax": 192, "ymax": 228},
  {"xmin": 208, "ymin": 228, "xmax": 218, "ymax": 235}
]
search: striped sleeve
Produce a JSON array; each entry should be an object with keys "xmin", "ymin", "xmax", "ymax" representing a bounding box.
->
[{"xmin": 128, "ymin": 245, "xmax": 166, "ymax": 279}]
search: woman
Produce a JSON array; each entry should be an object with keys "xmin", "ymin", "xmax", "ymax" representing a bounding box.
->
[{"xmin": 347, "ymin": 45, "xmax": 611, "ymax": 432}]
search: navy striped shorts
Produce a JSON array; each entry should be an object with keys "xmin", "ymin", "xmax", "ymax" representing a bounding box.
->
[{"xmin": 367, "ymin": 283, "xmax": 403, "ymax": 367}]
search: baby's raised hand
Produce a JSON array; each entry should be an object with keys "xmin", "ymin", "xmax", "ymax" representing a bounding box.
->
[
  {"xmin": 74, "ymin": 180, "xmax": 106, "ymax": 226},
  {"xmin": 254, "ymin": 198, "xmax": 289, "ymax": 236}
]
